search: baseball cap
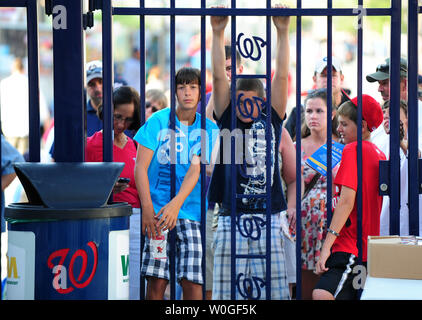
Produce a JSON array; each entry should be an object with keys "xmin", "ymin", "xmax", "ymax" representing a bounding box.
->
[
  {"xmin": 314, "ymin": 56, "xmax": 343, "ymax": 74},
  {"xmin": 86, "ymin": 60, "xmax": 102, "ymax": 84},
  {"xmin": 366, "ymin": 57, "xmax": 407, "ymax": 83},
  {"xmin": 349, "ymin": 94, "xmax": 383, "ymax": 132}
]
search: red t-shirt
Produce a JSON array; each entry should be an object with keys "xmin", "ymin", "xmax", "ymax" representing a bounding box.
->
[
  {"xmin": 331, "ymin": 140, "xmax": 386, "ymax": 261},
  {"xmin": 85, "ymin": 131, "xmax": 140, "ymax": 209}
]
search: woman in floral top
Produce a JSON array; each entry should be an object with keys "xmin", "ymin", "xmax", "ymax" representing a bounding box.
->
[{"xmin": 297, "ymin": 88, "xmax": 339, "ymax": 299}]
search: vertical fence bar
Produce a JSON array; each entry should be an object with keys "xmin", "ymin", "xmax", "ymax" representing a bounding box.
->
[
  {"xmin": 27, "ymin": 0, "xmax": 41, "ymax": 162},
  {"xmin": 52, "ymin": 0, "xmax": 85, "ymax": 162},
  {"xmin": 407, "ymin": 0, "xmax": 419, "ymax": 236},
  {"xmin": 265, "ymin": 0, "xmax": 272, "ymax": 300},
  {"xmin": 200, "ymin": 0, "xmax": 207, "ymax": 299},
  {"xmin": 169, "ymin": 0, "xmax": 176, "ymax": 301},
  {"xmin": 102, "ymin": 0, "xmax": 113, "ymax": 163},
  {"xmin": 326, "ymin": 0, "xmax": 333, "ymax": 226},
  {"xmin": 295, "ymin": 0, "xmax": 302, "ymax": 301},
  {"xmin": 356, "ymin": 0, "xmax": 364, "ymax": 286},
  {"xmin": 139, "ymin": 0, "xmax": 146, "ymax": 127},
  {"xmin": 389, "ymin": 0, "xmax": 401, "ymax": 235},
  {"xmin": 139, "ymin": 0, "xmax": 146, "ymax": 300},
  {"xmin": 230, "ymin": 0, "xmax": 237, "ymax": 301}
]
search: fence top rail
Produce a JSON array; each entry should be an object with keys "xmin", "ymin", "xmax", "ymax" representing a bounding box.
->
[
  {"xmin": 0, "ymin": 0, "xmax": 27, "ymax": 7},
  {"xmin": 113, "ymin": 7, "xmax": 392, "ymax": 17}
]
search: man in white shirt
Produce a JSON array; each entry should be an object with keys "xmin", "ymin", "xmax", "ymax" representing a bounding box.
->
[
  {"xmin": 0, "ymin": 57, "xmax": 49, "ymax": 155},
  {"xmin": 366, "ymin": 57, "xmax": 421, "ymax": 152},
  {"xmin": 366, "ymin": 57, "xmax": 422, "ymax": 236}
]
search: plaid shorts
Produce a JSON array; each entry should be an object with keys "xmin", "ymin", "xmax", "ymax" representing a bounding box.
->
[
  {"xmin": 141, "ymin": 219, "xmax": 203, "ymax": 285},
  {"xmin": 212, "ymin": 213, "xmax": 290, "ymax": 300}
]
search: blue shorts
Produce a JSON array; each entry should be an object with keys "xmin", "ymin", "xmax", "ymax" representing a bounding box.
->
[{"xmin": 141, "ymin": 219, "xmax": 203, "ymax": 285}]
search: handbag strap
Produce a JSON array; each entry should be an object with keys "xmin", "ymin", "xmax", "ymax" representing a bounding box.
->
[{"xmin": 302, "ymin": 172, "xmax": 321, "ymax": 200}]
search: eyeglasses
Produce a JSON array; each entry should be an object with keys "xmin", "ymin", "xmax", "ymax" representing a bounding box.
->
[
  {"xmin": 146, "ymin": 101, "xmax": 159, "ymax": 113},
  {"xmin": 113, "ymin": 113, "xmax": 134, "ymax": 124}
]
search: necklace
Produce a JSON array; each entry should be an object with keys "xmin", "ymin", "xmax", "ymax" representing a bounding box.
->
[{"xmin": 114, "ymin": 134, "xmax": 127, "ymax": 148}]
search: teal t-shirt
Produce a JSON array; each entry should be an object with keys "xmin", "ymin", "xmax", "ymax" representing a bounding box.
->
[{"xmin": 133, "ymin": 108, "xmax": 219, "ymax": 222}]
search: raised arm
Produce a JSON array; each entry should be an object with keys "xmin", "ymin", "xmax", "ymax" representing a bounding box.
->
[
  {"xmin": 205, "ymin": 93, "xmax": 216, "ymax": 121},
  {"xmin": 210, "ymin": 10, "xmax": 231, "ymax": 120},
  {"xmin": 271, "ymin": 4, "xmax": 290, "ymax": 120}
]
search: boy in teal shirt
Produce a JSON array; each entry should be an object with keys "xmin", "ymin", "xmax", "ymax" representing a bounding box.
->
[{"xmin": 134, "ymin": 67, "xmax": 219, "ymax": 300}]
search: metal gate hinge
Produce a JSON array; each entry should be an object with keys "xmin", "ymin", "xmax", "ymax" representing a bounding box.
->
[
  {"xmin": 45, "ymin": 0, "xmax": 53, "ymax": 16},
  {"xmin": 83, "ymin": 12, "xmax": 94, "ymax": 30}
]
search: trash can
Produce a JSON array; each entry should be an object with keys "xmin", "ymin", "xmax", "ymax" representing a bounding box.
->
[{"xmin": 4, "ymin": 162, "xmax": 132, "ymax": 300}]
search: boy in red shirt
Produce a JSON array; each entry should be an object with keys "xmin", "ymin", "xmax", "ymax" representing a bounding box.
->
[{"xmin": 313, "ymin": 94, "xmax": 386, "ymax": 300}]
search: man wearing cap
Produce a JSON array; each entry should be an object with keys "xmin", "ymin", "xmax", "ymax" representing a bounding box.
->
[
  {"xmin": 366, "ymin": 57, "xmax": 422, "ymax": 154},
  {"xmin": 49, "ymin": 61, "xmax": 104, "ymax": 160},
  {"xmin": 284, "ymin": 56, "xmax": 350, "ymax": 140},
  {"xmin": 85, "ymin": 60, "xmax": 104, "ymax": 137},
  {"xmin": 365, "ymin": 58, "xmax": 408, "ymax": 157},
  {"xmin": 366, "ymin": 57, "xmax": 408, "ymax": 102},
  {"xmin": 313, "ymin": 94, "xmax": 386, "ymax": 300},
  {"xmin": 368, "ymin": 59, "xmax": 422, "ymax": 237}
]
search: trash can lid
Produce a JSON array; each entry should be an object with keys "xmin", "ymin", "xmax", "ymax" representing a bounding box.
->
[
  {"xmin": 5, "ymin": 202, "xmax": 132, "ymax": 221},
  {"xmin": 13, "ymin": 162, "xmax": 125, "ymax": 209}
]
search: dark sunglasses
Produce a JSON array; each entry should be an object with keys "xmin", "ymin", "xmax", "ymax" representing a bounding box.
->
[{"xmin": 146, "ymin": 101, "xmax": 159, "ymax": 113}]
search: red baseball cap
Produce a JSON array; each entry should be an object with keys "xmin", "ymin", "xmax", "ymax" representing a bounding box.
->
[{"xmin": 349, "ymin": 94, "xmax": 383, "ymax": 132}]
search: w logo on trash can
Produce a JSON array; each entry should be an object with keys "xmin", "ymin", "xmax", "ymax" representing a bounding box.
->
[{"xmin": 47, "ymin": 241, "xmax": 98, "ymax": 294}]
